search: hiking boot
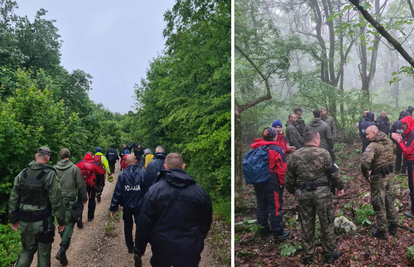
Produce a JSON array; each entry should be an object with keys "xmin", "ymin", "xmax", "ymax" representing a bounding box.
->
[
  {"xmin": 404, "ymin": 210, "xmax": 414, "ymax": 218},
  {"xmin": 88, "ymin": 217, "xmax": 94, "ymax": 222},
  {"xmin": 274, "ymin": 230, "xmax": 290, "ymax": 241},
  {"xmin": 389, "ymin": 223, "xmax": 398, "ymax": 236},
  {"xmin": 326, "ymin": 251, "xmax": 341, "ymax": 264},
  {"xmin": 372, "ymin": 229, "xmax": 387, "ymax": 240},
  {"xmin": 259, "ymin": 227, "xmax": 272, "ymax": 239},
  {"xmin": 77, "ymin": 218, "xmax": 83, "ymax": 229},
  {"xmin": 56, "ymin": 246, "xmax": 68, "ymax": 265},
  {"xmin": 97, "ymin": 195, "xmax": 101, "ymax": 203},
  {"xmin": 128, "ymin": 247, "xmax": 134, "ymax": 254},
  {"xmin": 134, "ymin": 253, "xmax": 142, "ymax": 267}
]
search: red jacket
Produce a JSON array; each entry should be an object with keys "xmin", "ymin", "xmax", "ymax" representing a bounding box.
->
[
  {"xmin": 251, "ymin": 138, "xmax": 287, "ymax": 186},
  {"xmin": 76, "ymin": 153, "xmax": 106, "ymax": 175},
  {"xmin": 275, "ymin": 132, "xmax": 290, "ymax": 155},
  {"xmin": 399, "ymin": 116, "xmax": 414, "ymax": 161},
  {"xmin": 121, "ymin": 155, "xmax": 128, "ymax": 169}
]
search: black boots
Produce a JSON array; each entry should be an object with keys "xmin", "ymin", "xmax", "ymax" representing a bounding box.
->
[
  {"xmin": 77, "ymin": 218, "xmax": 83, "ymax": 228},
  {"xmin": 389, "ymin": 223, "xmax": 398, "ymax": 236},
  {"xmin": 372, "ymin": 229, "xmax": 387, "ymax": 240},
  {"xmin": 56, "ymin": 246, "xmax": 68, "ymax": 265},
  {"xmin": 273, "ymin": 230, "xmax": 290, "ymax": 241},
  {"xmin": 326, "ymin": 251, "xmax": 341, "ymax": 264},
  {"xmin": 134, "ymin": 252, "xmax": 142, "ymax": 267},
  {"xmin": 259, "ymin": 227, "xmax": 272, "ymax": 239}
]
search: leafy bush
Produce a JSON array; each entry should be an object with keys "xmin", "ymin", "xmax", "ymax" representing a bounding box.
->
[
  {"xmin": 407, "ymin": 245, "xmax": 414, "ymax": 261},
  {"xmin": 279, "ymin": 242, "xmax": 301, "ymax": 257},
  {"xmin": 0, "ymin": 224, "xmax": 21, "ymax": 267},
  {"xmin": 355, "ymin": 204, "xmax": 375, "ymax": 226}
]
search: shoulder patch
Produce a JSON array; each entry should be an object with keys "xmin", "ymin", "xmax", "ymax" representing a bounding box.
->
[{"xmin": 365, "ymin": 148, "xmax": 370, "ymax": 151}]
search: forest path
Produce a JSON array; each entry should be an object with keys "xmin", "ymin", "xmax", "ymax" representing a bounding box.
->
[{"xmin": 30, "ymin": 162, "xmax": 217, "ymax": 267}]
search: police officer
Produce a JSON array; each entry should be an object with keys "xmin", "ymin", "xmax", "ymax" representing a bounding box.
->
[
  {"xmin": 54, "ymin": 148, "xmax": 88, "ymax": 265},
  {"xmin": 285, "ymin": 131, "xmax": 344, "ymax": 264},
  {"xmin": 109, "ymin": 154, "xmax": 148, "ymax": 254},
  {"xmin": 145, "ymin": 146, "xmax": 166, "ymax": 186},
  {"xmin": 8, "ymin": 147, "xmax": 66, "ymax": 267},
  {"xmin": 106, "ymin": 145, "xmax": 119, "ymax": 174},
  {"xmin": 362, "ymin": 125, "xmax": 398, "ymax": 239}
]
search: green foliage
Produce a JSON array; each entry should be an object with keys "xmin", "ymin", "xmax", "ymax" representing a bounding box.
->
[
  {"xmin": 0, "ymin": 223, "xmax": 21, "ymax": 267},
  {"xmin": 355, "ymin": 204, "xmax": 375, "ymax": 226},
  {"xmin": 279, "ymin": 242, "xmax": 301, "ymax": 258},
  {"xmin": 408, "ymin": 245, "xmax": 414, "ymax": 261}
]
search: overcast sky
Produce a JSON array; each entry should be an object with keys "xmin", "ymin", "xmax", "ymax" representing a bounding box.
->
[{"xmin": 14, "ymin": 0, "xmax": 176, "ymax": 114}]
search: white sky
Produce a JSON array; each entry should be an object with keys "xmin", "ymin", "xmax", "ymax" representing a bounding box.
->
[{"xmin": 14, "ymin": 0, "xmax": 176, "ymax": 114}]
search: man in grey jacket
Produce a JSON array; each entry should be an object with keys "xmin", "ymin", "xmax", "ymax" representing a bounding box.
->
[
  {"xmin": 305, "ymin": 110, "xmax": 335, "ymax": 162},
  {"xmin": 286, "ymin": 113, "xmax": 304, "ymax": 149},
  {"xmin": 54, "ymin": 148, "xmax": 88, "ymax": 265},
  {"xmin": 321, "ymin": 108, "xmax": 337, "ymax": 141}
]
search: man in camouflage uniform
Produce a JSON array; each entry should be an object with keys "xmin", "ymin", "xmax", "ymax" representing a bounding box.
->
[
  {"xmin": 362, "ymin": 125, "xmax": 398, "ymax": 239},
  {"xmin": 294, "ymin": 107, "xmax": 306, "ymax": 137},
  {"xmin": 9, "ymin": 147, "xmax": 66, "ymax": 267},
  {"xmin": 286, "ymin": 131, "xmax": 344, "ymax": 264},
  {"xmin": 54, "ymin": 148, "xmax": 88, "ymax": 265},
  {"xmin": 321, "ymin": 107, "xmax": 337, "ymax": 141},
  {"xmin": 285, "ymin": 113, "xmax": 304, "ymax": 149}
]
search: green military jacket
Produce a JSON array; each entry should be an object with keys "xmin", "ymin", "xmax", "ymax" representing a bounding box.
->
[
  {"xmin": 322, "ymin": 115, "xmax": 337, "ymax": 141},
  {"xmin": 304, "ymin": 118, "xmax": 334, "ymax": 150},
  {"xmin": 285, "ymin": 121, "xmax": 304, "ymax": 149},
  {"xmin": 55, "ymin": 159, "xmax": 88, "ymax": 202},
  {"xmin": 361, "ymin": 131, "xmax": 395, "ymax": 179},
  {"xmin": 8, "ymin": 161, "xmax": 66, "ymax": 225},
  {"xmin": 285, "ymin": 146, "xmax": 344, "ymax": 200},
  {"xmin": 295, "ymin": 116, "xmax": 306, "ymax": 137}
]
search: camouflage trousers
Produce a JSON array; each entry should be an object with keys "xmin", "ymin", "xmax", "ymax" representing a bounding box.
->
[
  {"xmin": 370, "ymin": 175, "xmax": 397, "ymax": 231},
  {"xmin": 298, "ymin": 195, "xmax": 337, "ymax": 260}
]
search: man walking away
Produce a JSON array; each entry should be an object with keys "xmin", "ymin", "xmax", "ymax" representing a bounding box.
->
[
  {"xmin": 145, "ymin": 146, "xmax": 167, "ymax": 186},
  {"xmin": 95, "ymin": 147, "xmax": 111, "ymax": 202},
  {"xmin": 285, "ymin": 132, "xmax": 344, "ymax": 264},
  {"xmin": 304, "ymin": 110, "xmax": 335, "ymax": 162},
  {"xmin": 109, "ymin": 154, "xmax": 148, "ymax": 254},
  {"xmin": 359, "ymin": 110, "xmax": 369, "ymax": 138},
  {"xmin": 362, "ymin": 125, "xmax": 398, "ymax": 238},
  {"xmin": 106, "ymin": 145, "xmax": 119, "ymax": 174},
  {"xmin": 143, "ymin": 149, "xmax": 154, "ymax": 169},
  {"xmin": 134, "ymin": 144, "xmax": 144, "ymax": 166},
  {"xmin": 76, "ymin": 152, "xmax": 105, "ymax": 222},
  {"xmin": 127, "ymin": 142, "xmax": 133, "ymax": 153},
  {"xmin": 54, "ymin": 148, "xmax": 88, "ymax": 265},
  {"xmin": 135, "ymin": 153, "xmax": 212, "ymax": 267},
  {"xmin": 285, "ymin": 113, "xmax": 304, "ymax": 150},
  {"xmin": 376, "ymin": 111, "xmax": 391, "ymax": 136},
  {"xmin": 120, "ymin": 144, "xmax": 128, "ymax": 170},
  {"xmin": 8, "ymin": 147, "xmax": 66, "ymax": 267},
  {"xmin": 390, "ymin": 111, "xmax": 408, "ymax": 175}
]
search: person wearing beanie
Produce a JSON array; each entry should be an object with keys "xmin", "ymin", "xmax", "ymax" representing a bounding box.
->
[
  {"xmin": 272, "ymin": 119, "xmax": 296, "ymax": 155},
  {"xmin": 144, "ymin": 149, "xmax": 154, "ymax": 169},
  {"xmin": 249, "ymin": 127, "xmax": 289, "ymax": 240}
]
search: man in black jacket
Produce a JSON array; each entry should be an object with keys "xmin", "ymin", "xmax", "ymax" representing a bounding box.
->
[
  {"xmin": 376, "ymin": 111, "xmax": 391, "ymax": 136},
  {"xmin": 145, "ymin": 146, "xmax": 166, "ymax": 186},
  {"xmin": 134, "ymin": 144, "xmax": 144, "ymax": 166},
  {"xmin": 106, "ymin": 145, "xmax": 119, "ymax": 174},
  {"xmin": 391, "ymin": 111, "xmax": 408, "ymax": 174},
  {"xmin": 135, "ymin": 153, "xmax": 212, "ymax": 267},
  {"xmin": 109, "ymin": 154, "xmax": 148, "ymax": 254}
]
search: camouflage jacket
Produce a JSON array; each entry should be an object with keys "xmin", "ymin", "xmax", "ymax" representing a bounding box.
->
[
  {"xmin": 295, "ymin": 116, "xmax": 306, "ymax": 137},
  {"xmin": 361, "ymin": 131, "xmax": 395, "ymax": 179},
  {"xmin": 285, "ymin": 146, "xmax": 344, "ymax": 200},
  {"xmin": 322, "ymin": 115, "xmax": 337, "ymax": 141}
]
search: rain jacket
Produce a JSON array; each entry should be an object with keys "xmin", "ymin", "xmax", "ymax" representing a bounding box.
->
[
  {"xmin": 359, "ymin": 112, "xmax": 376, "ymax": 139},
  {"xmin": 146, "ymin": 152, "xmax": 166, "ymax": 186},
  {"xmin": 399, "ymin": 116, "xmax": 414, "ymax": 161},
  {"xmin": 109, "ymin": 164, "xmax": 148, "ymax": 212},
  {"xmin": 376, "ymin": 116, "xmax": 391, "ymax": 136},
  {"xmin": 251, "ymin": 138, "xmax": 287, "ymax": 187},
  {"xmin": 55, "ymin": 159, "xmax": 88, "ymax": 202},
  {"xmin": 135, "ymin": 168, "xmax": 212, "ymax": 267},
  {"xmin": 390, "ymin": 111, "xmax": 407, "ymax": 144},
  {"xmin": 95, "ymin": 152, "xmax": 110, "ymax": 174},
  {"xmin": 275, "ymin": 132, "xmax": 290, "ymax": 154},
  {"xmin": 304, "ymin": 118, "xmax": 334, "ymax": 150},
  {"xmin": 144, "ymin": 153, "xmax": 154, "ymax": 169}
]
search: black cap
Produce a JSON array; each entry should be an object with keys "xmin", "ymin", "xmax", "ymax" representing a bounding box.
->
[{"xmin": 37, "ymin": 147, "xmax": 51, "ymax": 156}]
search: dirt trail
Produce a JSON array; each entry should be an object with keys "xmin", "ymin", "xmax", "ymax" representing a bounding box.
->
[{"xmin": 30, "ymin": 162, "xmax": 217, "ymax": 267}]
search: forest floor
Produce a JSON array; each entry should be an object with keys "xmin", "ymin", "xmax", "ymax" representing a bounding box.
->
[
  {"xmin": 235, "ymin": 140, "xmax": 414, "ymax": 267},
  {"xmin": 29, "ymin": 162, "xmax": 230, "ymax": 267}
]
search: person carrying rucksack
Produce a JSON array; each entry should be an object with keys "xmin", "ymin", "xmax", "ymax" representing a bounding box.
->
[
  {"xmin": 243, "ymin": 127, "xmax": 289, "ymax": 240},
  {"xmin": 106, "ymin": 145, "xmax": 119, "ymax": 174},
  {"xmin": 94, "ymin": 147, "xmax": 111, "ymax": 203},
  {"xmin": 76, "ymin": 152, "xmax": 105, "ymax": 223}
]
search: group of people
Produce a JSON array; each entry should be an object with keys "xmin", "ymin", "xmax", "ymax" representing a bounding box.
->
[
  {"xmin": 246, "ymin": 106, "xmax": 414, "ymax": 264},
  {"xmin": 8, "ymin": 143, "xmax": 213, "ymax": 267},
  {"xmin": 119, "ymin": 143, "xmax": 155, "ymax": 170}
]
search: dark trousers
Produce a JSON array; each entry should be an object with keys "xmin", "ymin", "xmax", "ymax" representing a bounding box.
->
[
  {"xmin": 96, "ymin": 174, "xmax": 105, "ymax": 195},
  {"xmin": 329, "ymin": 149, "xmax": 336, "ymax": 163},
  {"xmin": 123, "ymin": 207, "xmax": 140, "ymax": 249},
  {"xmin": 254, "ymin": 181, "xmax": 284, "ymax": 235},
  {"xmin": 395, "ymin": 145, "xmax": 407, "ymax": 173},
  {"xmin": 362, "ymin": 138, "xmax": 370, "ymax": 153},
  {"xmin": 87, "ymin": 187, "xmax": 96, "ymax": 220},
  {"xmin": 408, "ymin": 163, "xmax": 414, "ymax": 213},
  {"xmin": 108, "ymin": 160, "xmax": 116, "ymax": 173}
]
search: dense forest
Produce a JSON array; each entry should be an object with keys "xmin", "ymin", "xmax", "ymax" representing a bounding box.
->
[
  {"xmin": 235, "ymin": 0, "xmax": 414, "ymax": 265},
  {"xmin": 0, "ymin": 0, "xmax": 230, "ymax": 266}
]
